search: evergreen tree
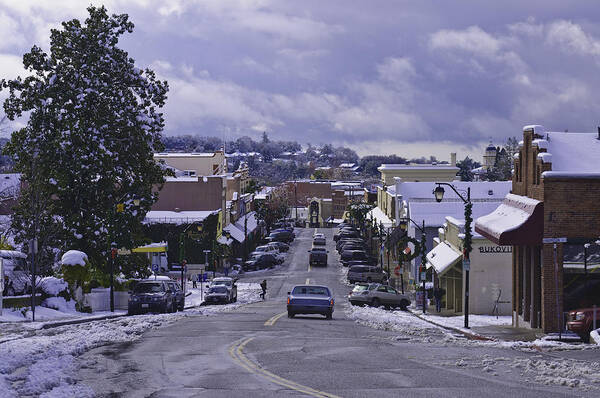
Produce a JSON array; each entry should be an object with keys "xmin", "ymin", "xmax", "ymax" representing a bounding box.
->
[
  {"xmin": 1, "ymin": 6, "xmax": 169, "ymax": 270},
  {"xmin": 456, "ymin": 156, "xmax": 481, "ymax": 181}
]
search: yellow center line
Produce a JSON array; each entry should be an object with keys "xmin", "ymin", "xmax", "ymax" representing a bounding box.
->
[
  {"xmin": 306, "ymin": 278, "xmax": 310, "ymax": 285},
  {"xmin": 229, "ymin": 337, "xmax": 341, "ymax": 398},
  {"xmin": 264, "ymin": 311, "xmax": 287, "ymax": 326}
]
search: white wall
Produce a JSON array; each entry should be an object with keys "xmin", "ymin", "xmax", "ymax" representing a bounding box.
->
[{"xmin": 468, "ymin": 242, "xmax": 512, "ymax": 315}]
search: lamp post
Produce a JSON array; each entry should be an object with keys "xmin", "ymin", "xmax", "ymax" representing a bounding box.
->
[
  {"xmin": 433, "ymin": 183, "xmax": 472, "ymax": 328},
  {"xmin": 399, "ymin": 217, "xmax": 427, "ymax": 312}
]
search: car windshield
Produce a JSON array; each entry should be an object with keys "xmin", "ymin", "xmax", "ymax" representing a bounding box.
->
[
  {"xmin": 352, "ymin": 285, "xmax": 368, "ymax": 293},
  {"xmin": 292, "ymin": 286, "xmax": 330, "ymax": 296},
  {"xmin": 312, "ymin": 247, "xmax": 326, "ymax": 252},
  {"xmin": 134, "ymin": 283, "xmax": 163, "ymax": 293},
  {"xmin": 255, "ymin": 247, "xmax": 267, "ymax": 251},
  {"xmin": 213, "ymin": 280, "xmax": 232, "ymax": 287},
  {"xmin": 209, "ymin": 286, "xmax": 228, "ymax": 294}
]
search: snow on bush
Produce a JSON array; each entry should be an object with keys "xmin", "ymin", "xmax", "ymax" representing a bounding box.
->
[
  {"xmin": 39, "ymin": 277, "xmax": 68, "ymax": 296},
  {"xmin": 60, "ymin": 250, "xmax": 88, "ymax": 267},
  {"xmin": 42, "ymin": 297, "xmax": 76, "ymax": 313}
]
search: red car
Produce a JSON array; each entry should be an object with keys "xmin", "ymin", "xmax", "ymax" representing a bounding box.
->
[{"xmin": 566, "ymin": 307, "xmax": 600, "ymax": 342}]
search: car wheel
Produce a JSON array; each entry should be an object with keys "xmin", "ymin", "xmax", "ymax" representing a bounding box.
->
[
  {"xmin": 325, "ymin": 311, "xmax": 332, "ymax": 320},
  {"xmin": 288, "ymin": 312, "xmax": 294, "ymax": 318},
  {"xmin": 399, "ymin": 299, "xmax": 409, "ymax": 311},
  {"xmin": 371, "ymin": 298, "xmax": 381, "ymax": 307}
]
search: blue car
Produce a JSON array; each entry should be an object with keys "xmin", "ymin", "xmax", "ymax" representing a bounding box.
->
[{"xmin": 287, "ymin": 285, "xmax": 334, "ymax": 319}]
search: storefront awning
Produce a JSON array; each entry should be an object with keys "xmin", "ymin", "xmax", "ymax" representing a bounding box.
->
[
  {"xmin": 475, "ymin": 193, "xmax": 543, "ymax": 245},
  {"xmin": 224, "ymin": 223, "xmax": 245, "ymax": 243},
  {"xmin": 426, "ymin": 242, "xmax": 462, "ymax": 276}
]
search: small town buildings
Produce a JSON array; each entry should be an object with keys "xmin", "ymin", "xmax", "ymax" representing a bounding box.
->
[
  {"xmin": 427, "ymin": 217, "xmax": 512, "ymax": 315},
  {"xmin": 377, "ymin": 153, "xmax": 458, "ymax": 185},
  {"xmin": 395, "ymin": 179, "xmax": 511, "ymax": 284},
  {"xmin": 154, "ymin": 151, "xmax": 227, "ymax": 176},
  {"xmin": 476, "ymin": 125, "xmax": 600, "ymax": 332}
]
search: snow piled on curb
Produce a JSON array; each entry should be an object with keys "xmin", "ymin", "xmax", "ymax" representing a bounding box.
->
[{"xmin": 0, "ymin": 282, "xmax": 261, "ymax": 397}]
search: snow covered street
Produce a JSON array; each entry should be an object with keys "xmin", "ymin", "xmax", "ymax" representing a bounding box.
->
[{"xmin": 0, "ymin": 282, "xmax": 261, "ymax": 397}]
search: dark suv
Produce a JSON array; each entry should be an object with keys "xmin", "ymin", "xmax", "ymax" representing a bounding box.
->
[
  {"xmin": 128, "ymin": 279, "xmax": 180, "ymax": 315},
  {"xmin": 244, "ymin": 253, "xmax": 278, "ymax": 271}
]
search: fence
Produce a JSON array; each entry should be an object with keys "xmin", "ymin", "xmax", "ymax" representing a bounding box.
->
[{"xmin": 85, "ymin": 288, "xmax": 129, "ymax": 312}]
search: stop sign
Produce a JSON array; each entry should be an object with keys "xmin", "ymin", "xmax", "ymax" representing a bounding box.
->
[{"xmin": 394, "ymin": 266, "xmax": 402, "ymax": 276}]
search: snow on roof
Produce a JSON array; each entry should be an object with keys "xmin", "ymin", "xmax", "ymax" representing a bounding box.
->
[
  {"xmin": 409, "ymin": 201, "xmax": 504, "ymax": 228},
  {"xmin": 540, "ymin": 131, "xmax": 600, "ymax": 175},
  {"xmin": 61, "ymin": 250, "xmax": 88, "ymax": 267},
  {"xmin": 144, "ymin": 210, "xmax": 218, "ymax": 225},
  {"xmin": 224, "ymin": 223, "xmax": 245, "ymax": 243},
  {"xmin": 378, "ymin": 164, "xmax": 459, "ymax": 171},
  {"xmin": 396, "ymin": 181, "xmax": 511, "ymax": 201},
  {"xmin": 154, "ymin": 152, "xmax": 219, "ymax": 158},
  {"xmin": 426, "ymin": 241, "xmax": 462, "ymax": 275},
  {"xmin": 235, "ymin": 211, "xmax": 258, "ymax": 233},
  {"xmin": 165, "ymin": 176, "xmax": 199, "ymax": 182},
  {"xmin": 338, "ymin": 163, "xmax": 356, "ymax": 168},
  {"xmin": 367, "ymin": 206, "xmax": 394, "ymax": 228},
  {"xmin": 475, "ymin": 194, "xmax": 541, "ymax": 238}
]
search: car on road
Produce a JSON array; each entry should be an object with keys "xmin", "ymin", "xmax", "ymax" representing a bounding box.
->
[
  {"xmin": 349, "ymin": 283, "xmax": 410, "ymax": 310},
  {"xmin": 243, "ymin": 253, "xmax": 278, "ymax": 271},
  {"xmin": 337, "ymin": 242, "xmax": 367, "ymax": 253},
  {"xmin": 209, "ymin": 277, "xmax": 238, "ymax": 302},
  {"xmin": 336, "ymin": 238, "xmax": 365, "ymax": 252},
  {"xmin": 204, "ymin": 285, "xmax": 235, "ymax": 304},
  {"xmin": 287, "ymin": 284, "xmax": 334, "ymax": 319},
  {"xmin": 566, "ymin": 306, "xmax": 600, "ymax": 342},
  {"xmin": 312, "ymin": 237, "xmax": 326, "ymax": 246},
  {"xmin": 266, "ymin": 230, "xmax": 294, "ymax": 244},
  {"xmin": 340, "ymin": 250, "xmax": 373, "ymax": 267},
  {"xmin": 313, "ymin": 232, "xmax": 325, "ymax": 239},
  {"xmin": 267, "ymin": 241, "xmax": 289, "ymax": 253},
  {"xmin": 128, "ymin": 279, "xmax": 179, "ymax": 315},
  {"xmin": 166, "ymin": 280, "xmax": 185, "ymax": 311},
  {"xmin": 253, "ymin": 245, "xmax": 278, "ymax": 255},
  {"xmin": 308, "ymin": 247, "xmax": 328, "ymax": 266},
  {"xmin": 347, "ymin": 264, "xmax": 388, "ymax": 283}
]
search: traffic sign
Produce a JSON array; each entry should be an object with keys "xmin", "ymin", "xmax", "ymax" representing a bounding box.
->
[
  {"xmin": 463, "ymin": 258, "xmax": 470, "ymax": 271},
  {"xmin": 420, "ymin": 272, "xmax": 426, "ymax": 280},
  {"xmin": 151, "ymin": 263, "xmax": 159, "ymax": 273},
  {"xmin": 394, "ymin": 265, "xmax": 402, "ymax": 277},
  {"xmin": 542, "ymin": 237, "xmax": 567, "ymax": 244}
]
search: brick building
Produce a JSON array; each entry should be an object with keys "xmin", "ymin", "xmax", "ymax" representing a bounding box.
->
[{"xmin": 476, "ymin": 125, "xmax": 600, "ymax": 332}]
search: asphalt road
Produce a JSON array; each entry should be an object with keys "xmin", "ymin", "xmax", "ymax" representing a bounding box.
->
[{"xmin": 77, "ymin": 228, "xmax": 597, "ymax": 397}]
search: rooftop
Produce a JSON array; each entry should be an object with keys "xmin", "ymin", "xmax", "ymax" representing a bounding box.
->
[
  {"xmin": 532, "ymin": 129, "xmax": 600, "ymax": 176},
  {"xmin": 396, "ymin": 181, "xmax": 511, "ymax": 201}
]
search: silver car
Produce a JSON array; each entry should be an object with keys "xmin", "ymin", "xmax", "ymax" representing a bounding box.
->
[
  {"xmin": 210, "ymin": 277, "xmax": 238, "ymax": 302},
  {"xmin": 347, "ymin": 265, "xmax": 387, "ymax": 284},
  {"xmin": 349, "ymin": 283, "xmax": 410, "ymax": 310}
]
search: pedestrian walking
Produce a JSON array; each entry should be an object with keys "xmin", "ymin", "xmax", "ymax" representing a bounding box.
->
[
  {"xmin": 433, "ymin": 287, "xmax": 444, "ymax": 312},
  {"xmin": 260, "ymin": 279, "xmax": 267, "ymax": 300},
  {"xmin": 192, "ymin": 276, "xmax": 197, "ymax": 289}
]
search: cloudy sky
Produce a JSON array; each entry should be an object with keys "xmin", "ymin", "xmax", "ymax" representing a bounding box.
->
[{"xmin": 1, "ymin": 1, "xmax": 600, "ymax": 162}]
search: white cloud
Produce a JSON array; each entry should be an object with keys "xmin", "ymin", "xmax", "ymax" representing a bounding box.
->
[
  {"xmin": 546, "ymin": 20, "xmax": 600, "ymax": 57},
  {"xmin": 0, "ymin": 12, "xmax": 26, "ymax": 50},
  {"xmin": 429, "ymin": 26, "xmax": 504, "ymax": 58}
]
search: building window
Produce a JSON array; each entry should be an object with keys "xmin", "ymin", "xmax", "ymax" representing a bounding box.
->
[{"xmin": 184, "ymin": 170, "xmax": 197, "ymax": 177}]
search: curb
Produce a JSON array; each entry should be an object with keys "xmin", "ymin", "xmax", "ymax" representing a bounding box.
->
[
  {"xmin": 409, "ymin": 310, "xmax": 493, "ymax": 341},
  {"xmin": 40, "ymin": 313, "xmax": 128, "ymax": 329}
]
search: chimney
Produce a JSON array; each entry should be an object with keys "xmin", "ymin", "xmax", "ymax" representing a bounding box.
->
[{"xmin": 450, "ymin": 152, "xmax": 457, "ymax": 167}]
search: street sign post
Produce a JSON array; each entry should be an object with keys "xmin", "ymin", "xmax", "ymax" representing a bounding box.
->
[
  {"xmin": 394, "ymin": 265, "xmax": 402, "ymax": 277},
  {"xmin": 463, "ymin": 258, "xmax": 470, "ymax": 271},
  {"xmin": 543, "ymin": 237, "xmax": 567, "ymax": 244},
  {"xmin": 151, "ymin": 263, "xmax": 159, "ymax": 280}
]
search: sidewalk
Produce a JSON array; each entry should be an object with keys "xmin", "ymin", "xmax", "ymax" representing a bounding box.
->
[{"xmin": 411, "ymin": 306, "xmax": 543, "ymax": 342}]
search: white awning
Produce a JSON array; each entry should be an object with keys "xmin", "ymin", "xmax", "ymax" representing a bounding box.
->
[
  {"xmin": 224, "ymin": 223, "xmax": 245, "ymax": 243},
  {"xmin": 367, "ymin": 206, "xmax": 394, "ymax": 228},
  {"xmin": 426, "ymin": 242, "xmax": 462, "ymax": 276},
  {"xmin": 217, "ymin": 235, "xmax": 233, "ymax": 246},
  {"xmin": 235, "ymin": 211, "xmax": 258, "ymax": 234}
]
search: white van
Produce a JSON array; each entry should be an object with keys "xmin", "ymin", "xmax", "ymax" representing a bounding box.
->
[{"xmin": 1, "ymin": 250, "xmax": 29, "ymax": 296}]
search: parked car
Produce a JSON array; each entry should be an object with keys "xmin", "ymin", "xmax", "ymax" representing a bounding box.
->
[
  {"xmin": 336, "ymin": 238, "xmax": 365, "ymax": 251},
  {"xmin": 253, "ymin": 245, "xmax": 278, "ymax": 255},
  {"xmin": 349, "ymin": 283, "xmax": 410, "ymax": 310},
  {"xmin": 312, "ymin": 237, "xmax": 326, "ymax": 246},
  {"xmin": 334, "ymin": 230, "xmax": 360, "ymax": 242},
  {"xmin": 287, "ymin": 284, "xmax": 334, "ymax": 319},
  {"xmin": 337, "ymin": 242, "xmax": 367, "ymax": 253},
  {"xmin": 266, "ymin": 230, "xmax": 294, "ymax": 243},
  {"xmin": 340, "ymin": 250, "xmax": 372, "ymax": 267},
  {"xmin": 204, "ymin": 285, "xmax": 235, "ymax": 304},
  {"xmin": 209, "ymin": 277, "xmax": 238, "ymax": 302},
  {"xmin": 566, "ymin": 306, "xmax": 600, "ymax": 342},
  {"xmin": 267, "ymin": 241, "xmax": 289, "ymax": 253},
  {"xmin": 166, "ymin": 280, "xmax": 185, "ymax": 311},
  {"xmin": 308, "ymin": 247, "xmax": 328, "ymax": 267},
  {"xmin": 128, "ymin": 279, "xmax": 179, "ymax": 315},
  {"xmin": 244, "ymin": 253, "xmax": 278, "ymax": 271},
  {"xmin": 313, "ymin": 232, "xmax": 325, "ymax": 239},
  {"xmin": 347, "ymin": 264, "xmax": 387, "ymax": 283}
]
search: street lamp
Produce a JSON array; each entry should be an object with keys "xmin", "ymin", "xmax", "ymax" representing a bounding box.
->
[
  {"xmin": 433, "ymin": 182, "xmax": 472, "ymax": 328},
  {"xmin": 399, "ymin": 217, "xmax": 427, "ymax": 313}
]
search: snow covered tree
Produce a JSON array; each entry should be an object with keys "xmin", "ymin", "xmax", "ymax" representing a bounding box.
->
[{"xmin": 0, "ymin": 6, "xmax": 169, "ymax": 271}]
